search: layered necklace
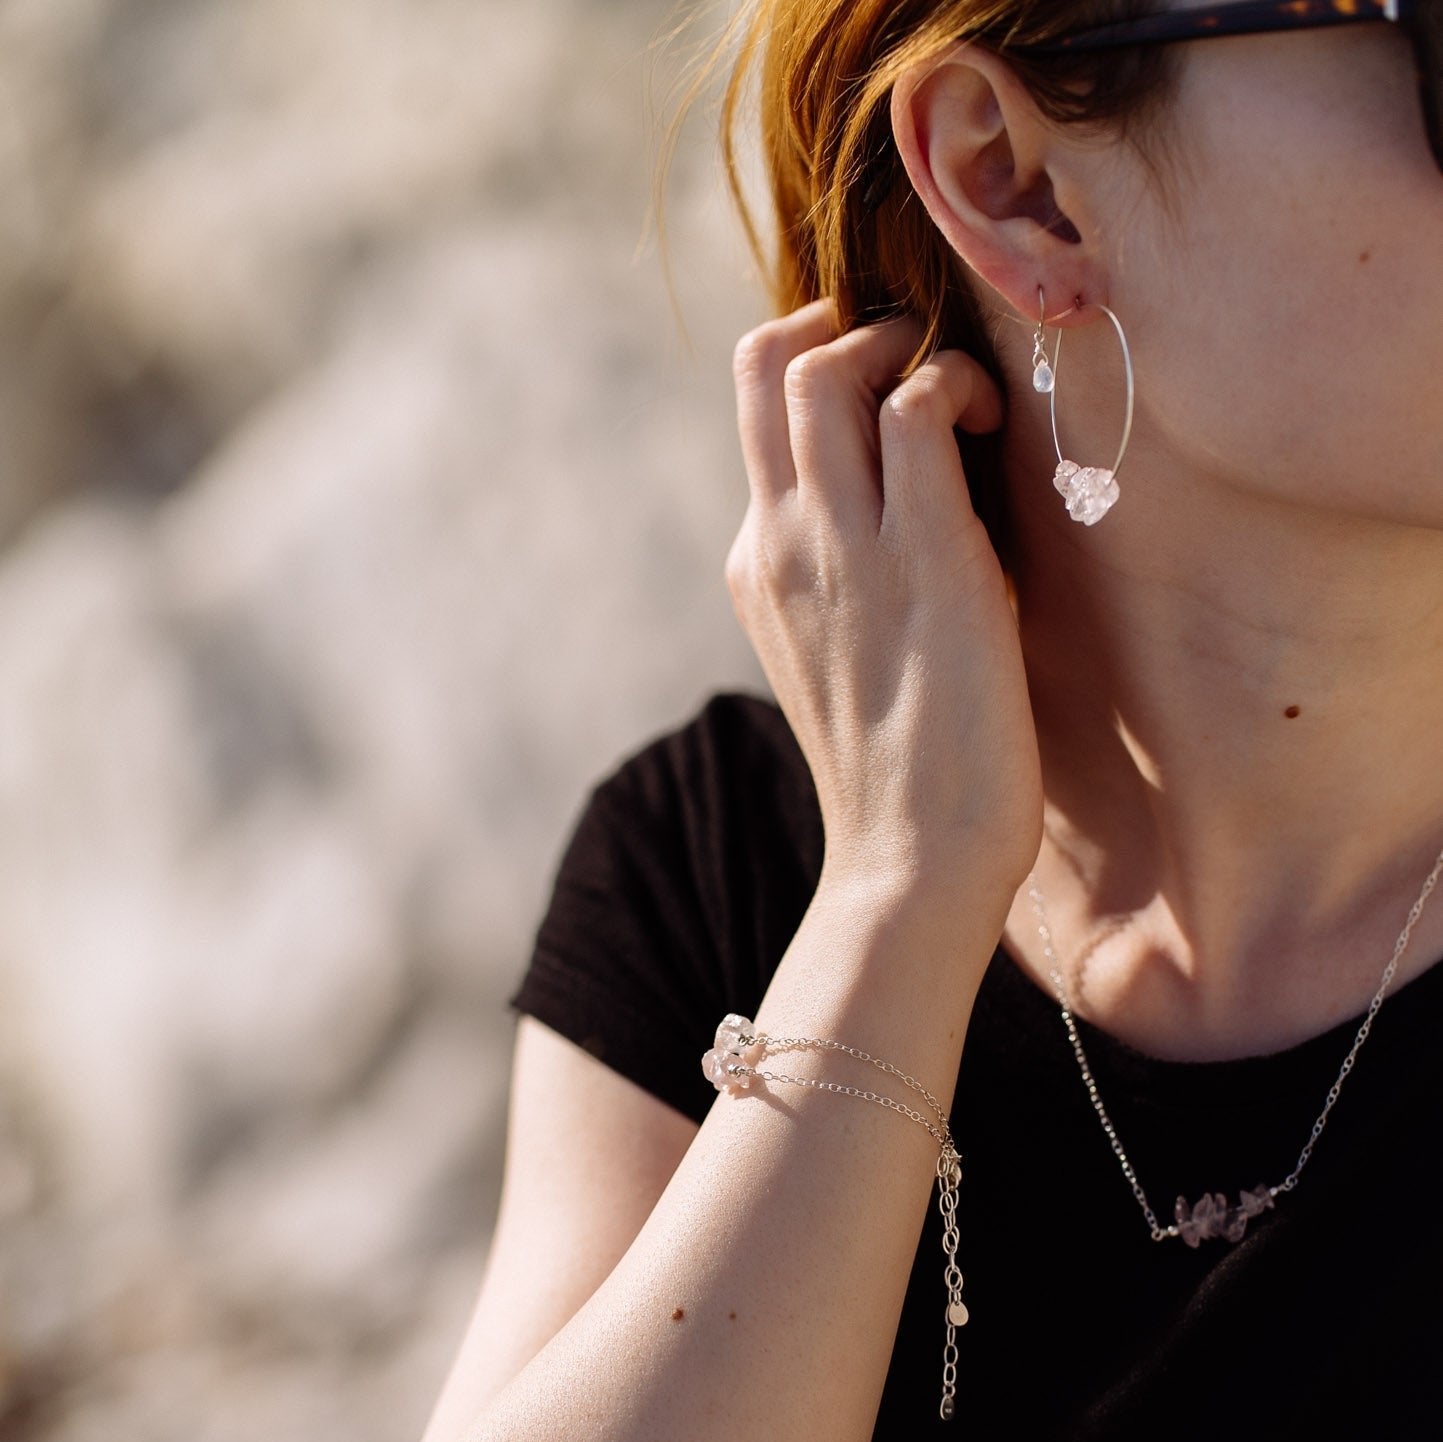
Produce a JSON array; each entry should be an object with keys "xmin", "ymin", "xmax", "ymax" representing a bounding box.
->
[{"xmin": 1026, "ymin": 847, "xmax": 1443, "ymax": 1247}]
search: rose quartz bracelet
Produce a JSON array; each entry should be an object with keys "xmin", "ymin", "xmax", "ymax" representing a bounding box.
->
[{"xmin": 703, "ymin": 1014, "xmax": 967, "ymax": 1421}]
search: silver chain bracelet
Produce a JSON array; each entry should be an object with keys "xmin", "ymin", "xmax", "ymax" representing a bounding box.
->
[{"xmin": 703, "ymin": 1014, "xmax": 966, "ymax": 1422}]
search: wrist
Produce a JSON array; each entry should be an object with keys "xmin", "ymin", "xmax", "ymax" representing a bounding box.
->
[
  {"xmin": 816, "ymin": 844, "xmax": 1025, "ymax": 942},
  {"xmin": 805, "ymin": 855, "xmax": 1016, "ymax": 998}
]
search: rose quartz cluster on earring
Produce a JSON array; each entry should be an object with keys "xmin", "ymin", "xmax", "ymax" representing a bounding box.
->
[
  {"xmin": 1052, "ymin": 460, "xmax": 1119, "ymax": 526},
  {"xmin": 1036, "ymin": 295, "xmax": 1133, "ymax": 526},
  {"xmin": 701, "ymin": 1013, "xmax": 766, "ymax": 1095}
]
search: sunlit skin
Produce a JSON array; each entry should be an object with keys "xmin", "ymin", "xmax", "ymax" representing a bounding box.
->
[{"xmin": 906, "ymin": 27, "xmax": 1443, "ymax": 1059}]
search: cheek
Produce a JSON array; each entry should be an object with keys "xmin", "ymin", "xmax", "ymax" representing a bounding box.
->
[{"xmin": 1121, "ymin": 42, "xmax": 1443, "ymax": 519}]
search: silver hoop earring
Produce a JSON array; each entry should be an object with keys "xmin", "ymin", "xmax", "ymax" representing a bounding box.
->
[{"xmin": 1035, "ymin": 292, "xmax": 1134, "ymax": 527}]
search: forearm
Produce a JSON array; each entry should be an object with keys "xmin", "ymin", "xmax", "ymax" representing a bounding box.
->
[{"xmin": 470, "ymin": 870, "xmax": 1009, "ymax": 1442}]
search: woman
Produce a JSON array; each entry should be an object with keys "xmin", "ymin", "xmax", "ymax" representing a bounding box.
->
[{"xmin": 425, "ymin": 1, "xmax": 1443, "ymax": 1436}]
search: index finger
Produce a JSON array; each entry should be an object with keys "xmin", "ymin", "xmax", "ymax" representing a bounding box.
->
[{"xmin": 732, "ymin": 299, "xmax": 839, "ymax": 503}]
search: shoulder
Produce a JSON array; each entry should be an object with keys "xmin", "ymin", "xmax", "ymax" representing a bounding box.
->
[
  {"xmin": 598, "ymin": 691, "xmax": 811, "ymax": 813},
  {"xmin": 577, "ymin": 689, "xmax": 825, "ymax": 889},
  {"xmin": 519, "ymin": 693, "xmax": 823, "ymax": 1121}
]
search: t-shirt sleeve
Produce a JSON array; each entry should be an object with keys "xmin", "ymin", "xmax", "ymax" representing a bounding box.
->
[{"xmin": 512, "ymin": 692, "xmax": 823, "ymax": 1124}]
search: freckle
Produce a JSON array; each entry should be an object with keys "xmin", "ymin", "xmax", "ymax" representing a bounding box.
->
[
  {"xmin": 1359, "ymin": 250, "xmax": 1371, "ymax": 264},
  {"xmin": 671, "ymin": 1307, "xmax": 685, "ymax": 1322},
  {"xmin": 729, "ymin": 1311, "xmax": 737, "ymax": 1321},
  {"xmin": 1284, "ymin": 705, "xmax": 1301, "ymax": 719}
]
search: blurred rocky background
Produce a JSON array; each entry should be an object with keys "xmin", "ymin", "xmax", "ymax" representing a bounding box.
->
[{"xmin": 0, "ymin": 0, "xmax": 762, "ymax": 1436}]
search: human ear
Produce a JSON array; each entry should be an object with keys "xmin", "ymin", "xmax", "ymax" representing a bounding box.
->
[{"xmin": 890, "ymin": 45, "xmax": 1106, "ymax": 319}]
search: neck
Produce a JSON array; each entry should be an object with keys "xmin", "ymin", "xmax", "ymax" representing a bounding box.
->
[{"xmin": 1001, "ymin": 447, "xmax": 1443, "ymax": 1061}]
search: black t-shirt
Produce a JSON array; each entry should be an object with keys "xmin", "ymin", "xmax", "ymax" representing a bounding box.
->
[{"xmin": 514, "ymin": 692, "xmax": 1443, "ymax": 1440}]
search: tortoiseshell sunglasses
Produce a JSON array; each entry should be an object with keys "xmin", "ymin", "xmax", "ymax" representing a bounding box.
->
[{"xmin": 1018, "ymin": 0, "xmax": 1443, "ymax": 170}]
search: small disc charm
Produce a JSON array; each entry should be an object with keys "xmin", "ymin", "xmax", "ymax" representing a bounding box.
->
[
  {"xmin": 940, "ymin": 1397, "xmax": 957, "ymax": 1421},
  {"xmin": 947, "ymin": 1300, "xmax": 970, "ymax": 1327}
]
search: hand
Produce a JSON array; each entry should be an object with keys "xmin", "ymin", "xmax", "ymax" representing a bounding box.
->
[{"xmin": 726, "ymin": 301, "xmax": 1043, "ymax": 907}]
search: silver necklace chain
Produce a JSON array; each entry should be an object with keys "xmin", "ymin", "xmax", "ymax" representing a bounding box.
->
[{"xmin": 1027, "ymin": 846, "xmax": 1443, "ymax": 1246}]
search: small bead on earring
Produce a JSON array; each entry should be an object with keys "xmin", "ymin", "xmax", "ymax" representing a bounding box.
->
[{"xmin": 1031, "ymin": 287, "xmax": 1055, "ymax": 394}]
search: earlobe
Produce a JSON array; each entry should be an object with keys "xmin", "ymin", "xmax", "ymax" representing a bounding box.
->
[{"xmin": 890, "ymin": 45, "xmax": 1100, "ymax": 319}]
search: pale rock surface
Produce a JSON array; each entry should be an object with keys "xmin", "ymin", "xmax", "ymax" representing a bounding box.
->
[{"xmin": 0, "ymin": 0, "xmax": 764, "ymax": 1436}]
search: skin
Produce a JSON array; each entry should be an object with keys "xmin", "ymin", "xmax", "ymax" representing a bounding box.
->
[
  {"xmin": 424, "ymin": 24, "xmax": 1443, "ymax": 1441},
  {"xmin": 889, "ymin": 28, "xmax": 1443, "ymax": 1058}
]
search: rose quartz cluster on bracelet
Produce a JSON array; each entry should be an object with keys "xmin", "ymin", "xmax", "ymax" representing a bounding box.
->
[{"xmin": 701, "ymin": 1013, "xmax": 765, "ymax": 1094}]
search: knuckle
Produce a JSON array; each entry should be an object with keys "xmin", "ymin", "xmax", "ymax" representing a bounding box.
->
[
  {"xmin": 732, "ymin": 323, "xmax": 793, "ymax": 389},
  {"xmin": 883, "ymin": 375, "xmax": 940, "ymax": 424},
  {"xmin": 880, "ymin": 375, "xmax": 946, "ymax": 435},
  {"xmin": 726, "ymin": 507, "xmax": 820, "ymax": 608},
  {"xmin": 724, "ymin": 538, "xmax": 750, "ymax": 599},
  {"xmin": 724, "ymin": 514, "xmax": 760, "ymax": 599},
  {"xmin": 781, "ymin": 346, "xmax": 840, "ymax": 404}
]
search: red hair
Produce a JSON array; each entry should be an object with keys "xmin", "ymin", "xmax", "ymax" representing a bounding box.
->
[{"xmin": 705, "ymin": 0, "xmax": 1172, "ymax": 541}]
